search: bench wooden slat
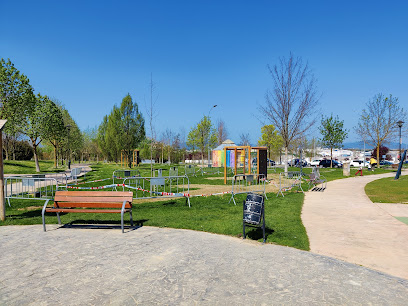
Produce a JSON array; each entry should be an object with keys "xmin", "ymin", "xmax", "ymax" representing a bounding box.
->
[
  {"xmin": 55, "ymin": 191, "xmax": 132, "ymax": 197},
  {"xmin": 43, "ymin": 190, "xmax": 135, "ymax": 233},
  {"xmin": 46, "ymin": 208, "xmax": 129, "ymax": 213},
  {"xmin": 54, "ymin": 196, "xmax": 133, "ymax": 203},
  {"xmin": 54, "ymin": 202, "xmax": 132, "ymax": 209}
]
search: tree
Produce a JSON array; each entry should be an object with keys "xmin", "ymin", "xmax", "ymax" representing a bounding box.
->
[
  {"xmin": 258, "ymin": 125, "xmax": 283, "ymax": 160},
  {"xmin": 97, "ymin": 95, "xmax": 145, "ymax": 166},
  {"xmin": 118, "ymin": 94, "xmax": 145, "ymax": 168},
  {"xmin": 319, "ymin": 115, "xmax": 348, "ymax": 168},
  {"xmin": 239, "ymin": 133, "xmax": 251, "ymax": 146},
  {"xmin": 372, "ymin": 145, "xmax": 390, "ymax": 161},
  {"xmin": 355, "ymin": 94, "xmax": 407, "ymax": 163},
  {"xmin": 259, "ymin": 53, "xmax": 319, "ymax": 173},
  {"xmin": 217, "ymin": 119, "xmax": 228, "ymax": 145},
  {"xmin": 20, "ymin": 94, "xmax": 64, "ymax": 172},
  {"xmin": 187, "ymin": 127, "xmax": 199, "ymax": 153},
  {"xmin": 188, "ymin": 116, "xmax": 217, "ymax": 165},
  {"xmin": 0, "ymin": 58, "xmax": 35, "ymax": 135}
]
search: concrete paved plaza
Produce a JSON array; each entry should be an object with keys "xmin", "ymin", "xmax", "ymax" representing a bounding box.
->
[{"xmin": 1, "ymin": 225, "xmax": 408, "ymax": 305}]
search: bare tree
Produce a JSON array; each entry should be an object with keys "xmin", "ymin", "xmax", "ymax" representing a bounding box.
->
[
  {"xmin": 355, "ymin": 93, "xmax": 406, "ymax": 163},
  {"xmin": 239, "ymin": 133, "xmax": 251, "ymax": 146},
  {"xmin": 259, "ymin": 53, "xmax": 319, "ymax": 173},
  {"xmin": 162, "ymin": 128, "xmax": 176, "ymax": 164},
  {"xmin": 145, "ymin": 73, "xmax": 158, "ymax": 176},
  {"xmin": 217, "ymin": 119, "xmax": 228, "ymax": 145}
]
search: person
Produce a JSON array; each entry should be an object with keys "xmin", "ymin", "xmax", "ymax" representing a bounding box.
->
[
  {"xmin": 370, "ymin": 157, "xmax": 377, "ymax": 170},
  {"xmin": 355, "ymin": 165, "xmax": 363, "ymax": 176}
]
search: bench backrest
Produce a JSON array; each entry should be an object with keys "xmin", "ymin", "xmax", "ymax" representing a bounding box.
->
[{"xmin": 54, "ymin": 191, "xmax": 133, "ymax": 208}]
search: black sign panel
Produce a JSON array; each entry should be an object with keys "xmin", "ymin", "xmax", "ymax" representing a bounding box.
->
[
  {"xmin": 258, "ymin": 149, "xmax": 267, "ymax": 177},
  {"xmin": 124, "ymin": 170, "xmax": 131, "ymax": 177},
  {"xmin": 243, "ymin": 194, "xmax": 264, "ymax": 225}
]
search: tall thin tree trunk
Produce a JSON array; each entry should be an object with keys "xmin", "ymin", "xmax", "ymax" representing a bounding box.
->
[
  {"xmin": 330, "ymin": 147, "xmax": 333, "ymax": 168},
  {"xmin": 33, "ymin": 146, "xmax": 40, "ymax": 172},
  {"xmin": 284, "ymin": 146, "xmax": 288, "ymax": 174}
]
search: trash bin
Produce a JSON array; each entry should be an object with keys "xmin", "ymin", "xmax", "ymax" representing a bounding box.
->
[{"xmin": 343, "ymin": 162, "xmax": 350, "ymax": 176}]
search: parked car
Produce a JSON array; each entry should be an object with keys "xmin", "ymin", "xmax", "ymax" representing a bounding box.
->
[
  {"xmin": 288, "ymin": 159, "xmax": 307, "ymax": 167},
  {"xmin": 310, "ymin": 159, "xmax": 321, "ymax": 167},
  {"xmin": 349, "ymin": 160, "xmax": 364, "ymax": 167},
  {"xmin": 319, "ymin": 160, "xmax": 342, "ymax": 168},
  {"xmin": 267, "ymin": 159, "xmax": 275, "ymax": 166}
]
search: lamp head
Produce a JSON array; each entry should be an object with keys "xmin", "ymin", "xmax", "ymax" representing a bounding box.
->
[{"xmin": 397, "ymin": 120, "xmax": 404, "ymax": 128}]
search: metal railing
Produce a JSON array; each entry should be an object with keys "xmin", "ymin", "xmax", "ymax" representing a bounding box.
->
[
  {"xmin": 5, "ymin": 176, "xmax": 59, "ymax": 206},
  {"xmin": 184, "ymin": 165, "xmax": 197, "ymax": 177},
  {"xmin": 122, "ymin": 175, "xmax": 191, "ymax": 207},
  {"xmin": 277, "ymin": 171, "xmax": 304, "ymax": 197},
  {"xmin": 112, "ymin": 169, "xmax": 141, "ymax": 184},
  {"xmin": 229, "ymin": 174, "xmax": 267, "ymax": 205}
]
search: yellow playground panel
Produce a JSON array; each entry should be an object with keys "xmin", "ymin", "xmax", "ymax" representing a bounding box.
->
[{"xmin": 121, "ymin": 149, "xmax": 140, "ymax": 168}]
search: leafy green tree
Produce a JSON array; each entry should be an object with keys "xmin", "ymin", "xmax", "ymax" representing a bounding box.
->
[
  {"xmin": 187, "ymin": 127, "xmax": 199, "ymax": 153},
  {"xmin": 0, "ymin": 58, "xmax": 35, "ymax": 135},
  {"xmin": 45, "ymin": 100, "xmax": 67, "ymax": 168},
  {"xmin": 319, "ymin": 114, "xmax": 348, "ymax": 168},
  {"xmin": 189, "ymin": 116, "xmax": 217, "ymax": 165},
  {"xmin": 258, "ymin": 125, "xmax": 284, "ymax": 160},
  {"xmin": 97, "ymin": 115, "xmax": 109, "ymax": 160},
  {"xmin": 355, "ymin": 94, "xmax": 407, "ymax": 163},
  {"xmin": 97, "ymin": 94, "xmax": 145, "ymax": 166},
  {"xmin": 118, "ymin": 94, "xmax": 145, "ymax": 167},
  {"xmin": 20, "ymin": 94, "xmax": 62, "ymax": 172}
]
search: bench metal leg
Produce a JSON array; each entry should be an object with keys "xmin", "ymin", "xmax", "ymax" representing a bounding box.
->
[
  {"xmin": 56, "ymin": 212, "xmax": 61, "ymax": 225},
  {"xmin": 41, "ymin": 199, "xmax": 50, "ymax": 232},
  {"xmin": 121, "ymin": 200, "xmax": 127, "ymax": 233},
  {"xmin": 129, "ymin": 208, "xmax": 134, "ymax": 227}
]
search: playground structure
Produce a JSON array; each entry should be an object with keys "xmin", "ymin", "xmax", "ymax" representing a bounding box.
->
[
  {"xmin": 223, "ymin": 146, "xmax": 268, "ymax": 184},
  {"xmin": 121, "ymin": 149, "xmax": 140, "ymax": 168}
]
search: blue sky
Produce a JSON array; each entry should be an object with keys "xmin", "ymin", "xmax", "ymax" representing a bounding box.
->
[{"xmin": 1, "ymin": 1, "xmax": 407, "ymax": 145}]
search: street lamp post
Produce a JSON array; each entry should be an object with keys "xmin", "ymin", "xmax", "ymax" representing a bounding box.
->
[
  {"xmin": 397, "ymin": 120, "xmax": 404, "ymax": 161},
  {"xmin": 207, "ymin": 105, "xmax": 217, "ymax": 166},
  {"xmin": 66, "ymin": 125, "xmax": 71, "ymax": 169}
]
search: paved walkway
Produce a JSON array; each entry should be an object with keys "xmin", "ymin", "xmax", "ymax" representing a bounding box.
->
[
  {"xmin": 303, "ymin": 171, "xmax": 408, "ymax": 280},
  {"xmin": 1, "ymin": 225, "xmax": 408, "ymax": 305}
]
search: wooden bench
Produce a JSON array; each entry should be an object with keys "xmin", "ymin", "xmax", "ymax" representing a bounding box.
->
[{"xmin": 42, "ymin": 191, "xmax": 134, "ymax": 233}]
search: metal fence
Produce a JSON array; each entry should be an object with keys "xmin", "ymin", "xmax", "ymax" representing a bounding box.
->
[
  {"xmin": 122, "ymin": 175, "xmax": 191, "ymax": 207},
  {"xmin": 4, "ymin": 176, "xmax": 59, "ymax": 206},
  {"xmin": 184, "ymin": 165, "xmax": 197, "ymax": 177},
  {"xmin": 112, "ymin": 169, "xmax": 141, "ymax": 184},
  {"xmin": 276, "ymin": 171, "xmax": 304, "ymax": 197},
  {"xmin": 228, "ymin": 174, "xmax": 267, "ymax": 205}
]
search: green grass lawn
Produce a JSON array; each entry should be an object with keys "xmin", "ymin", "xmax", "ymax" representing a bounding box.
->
[
  {"xmin": 3, "ymin": 160, "xmax": 65, "ymax": 174},
  {"xmin": 365, "ymin": 175, "xmax": 408, "ymax": 203},
  {"xmin": 1, "ymin": 191, "xmax": 309, "ymax": 250},
  {"xmin": 2, "ymin": 160, "xmax": 395, "ymax": 251}
]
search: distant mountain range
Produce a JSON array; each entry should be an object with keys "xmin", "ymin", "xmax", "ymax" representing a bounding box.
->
[{"xmin": 343, "ymin": 141, "xmax": 408, "ymax": 150}]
